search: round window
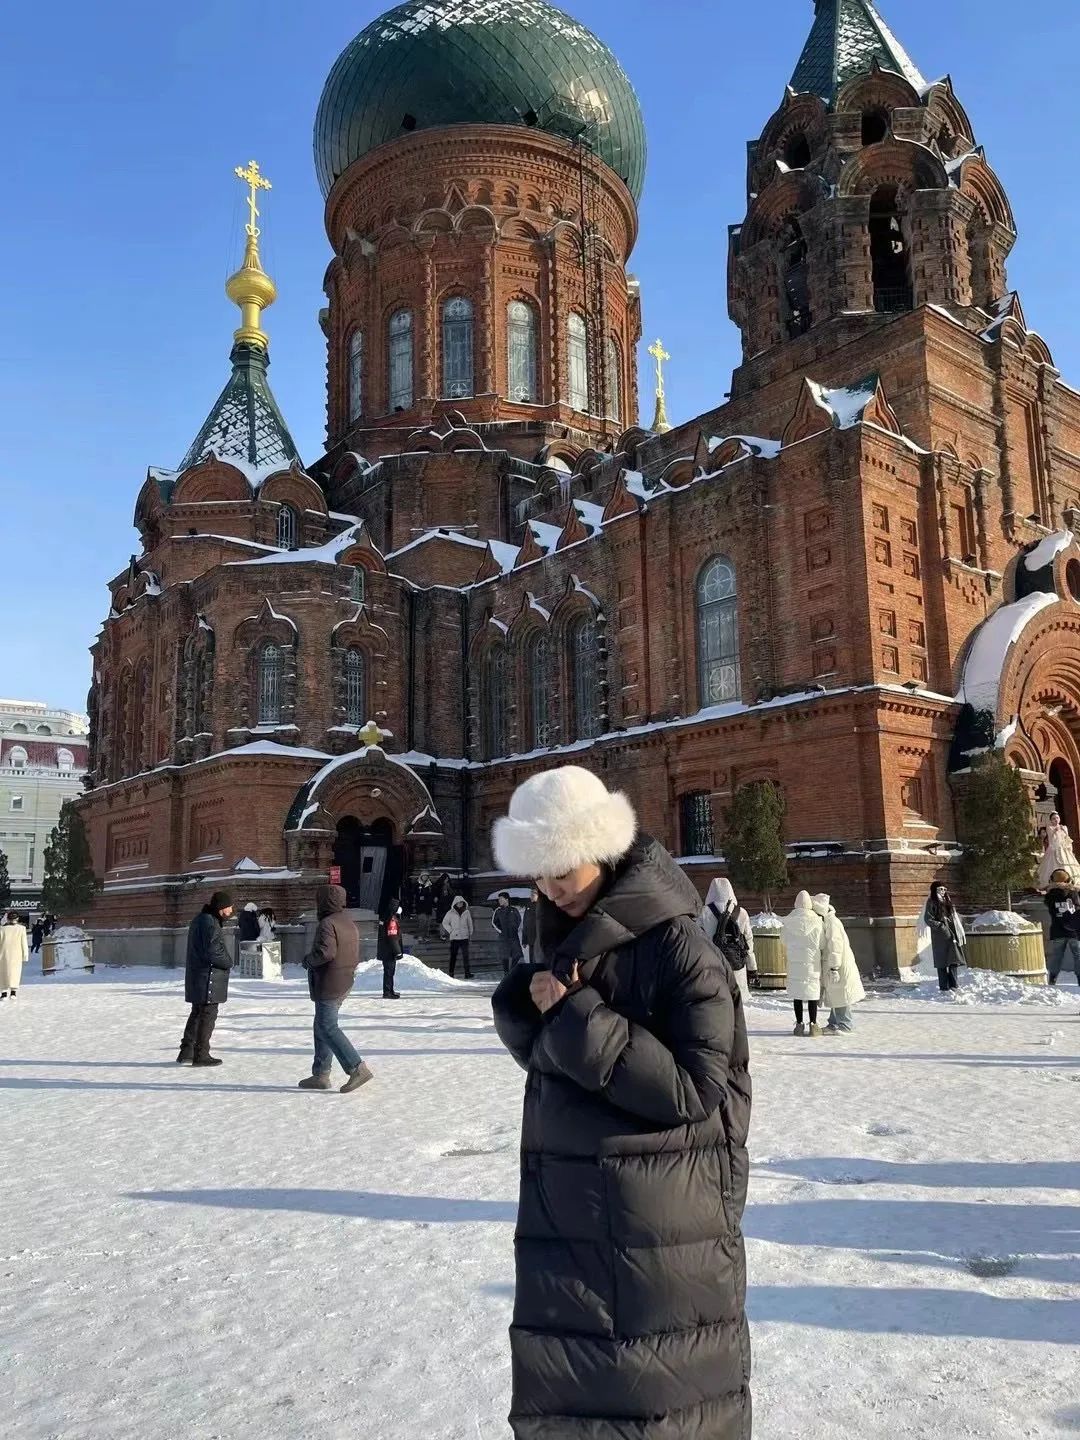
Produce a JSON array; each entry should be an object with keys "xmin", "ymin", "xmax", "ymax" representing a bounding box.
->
[{"xmin": 1067, "ymin": 559, "xmax": 1080, "ymax": 603}]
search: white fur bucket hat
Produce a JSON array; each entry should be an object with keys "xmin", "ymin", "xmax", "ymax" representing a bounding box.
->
[{"xmin": 492, "ymin": 766, "xmax": 637, "ymax": 879}]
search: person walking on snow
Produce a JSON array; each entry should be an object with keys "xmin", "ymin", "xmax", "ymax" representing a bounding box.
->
[
  {"xmin": 0, "ymin": 912, "xmax": 28, "ymax": 1002},
  {"xmin": 700, "ymin": 876, "xmax": 758, "ymax": 999},
  {"xmin": 521, "ymin": 886, "xmax": 539, "ymax": 963},
  {"xmin": 490, "ymin": 765, "xmax": 752, "ymax": 1439},
  {"xmin": 177, "ymin": 891, "xmax": 235, "ymax": 1065},
  {"xmin": 441, "ymin": 895, "xmax": 474, "ymax": 978},
  {"xmin": 491, "ymin": 891, "xmax": 523, "ymax": 975},
  {"xmin": 783, "ymin": 890, "xmax": 826, "ymax": 1035},
  {"xmin": 377, "ymin": 898, "xmax": 403, "ymax": 999},
  {"xmin": 923, "ymin": 882, "xmax": 966, "ymax": 991},
  {"xmin": 30, "ymin": 917, "xmax": 44, "ymax": 955},
  {"xmin": 812, "ymin": 893, "xmax": 865, "ymax": 1032},
  {"xmin": 1043, "ymin": 868, "xmax": 1080, "ymax": 987},
  {"xmin": 301, "ymin": 884, "xmax": 371, "ymax": 1093}
]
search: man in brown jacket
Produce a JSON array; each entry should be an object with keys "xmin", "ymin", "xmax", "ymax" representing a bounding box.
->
[{"xmin": 301, "ymin": 884, "xmax": 372, "ymax": 1094}]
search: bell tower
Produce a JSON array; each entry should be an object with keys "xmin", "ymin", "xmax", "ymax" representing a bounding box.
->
[{"xmin": 728, "ymin": 0, "xmax": 1016, "ymax": 392}]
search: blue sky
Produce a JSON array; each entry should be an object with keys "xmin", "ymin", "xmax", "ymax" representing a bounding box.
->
[{"xmin": 2, "ymin": 0, "xmax": 1078, "ymax": 713}]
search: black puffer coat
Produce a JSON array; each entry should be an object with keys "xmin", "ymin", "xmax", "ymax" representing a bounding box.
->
[
  {"xmin": 185, "ymin": 908, "xmax": 235, "ymax": 1005},
  {"xmin": 492, "ymin": 838, "xmax": 752, "ymax": 1440}
]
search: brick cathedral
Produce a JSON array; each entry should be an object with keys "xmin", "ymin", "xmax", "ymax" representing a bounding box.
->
[{"xmin": 81, "ymin": 0, "xmax": 1080, "ymax": 972}]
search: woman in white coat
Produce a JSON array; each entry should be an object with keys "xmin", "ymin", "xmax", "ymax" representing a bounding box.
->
[
  {"xmin": 812, "ymin": 894, "xmax": 865, "ymax": 1033},
  {"xmin": 782, "ymin": 890, "xmax": 825, "ymax": 1035},
  {"xmin": 0, "ymin": 913, "xmax": 29, "ymax": 1001},
  {"xmin": 700, "ymin": 877, "xmax": 757, "ymax": 999}
]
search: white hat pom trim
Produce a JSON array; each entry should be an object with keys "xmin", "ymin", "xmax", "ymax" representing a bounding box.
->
[{"xmin": 493, "ymin": 782, "xmax": 637, "ymax": 879}]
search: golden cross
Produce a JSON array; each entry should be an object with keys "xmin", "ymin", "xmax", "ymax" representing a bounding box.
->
[
  {"xmin": 358, "ymin": 720, "xmax": 383, "ymax": 748},
  {"xmin": 648, "ymin": 337, "xmax": 670, "ymax": 397},
  {"xmin": 234, "ymin": 159, "xmax": 272, "ymax": 238}
]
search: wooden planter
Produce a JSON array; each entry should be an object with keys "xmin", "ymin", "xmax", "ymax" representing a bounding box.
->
[
  {"xmin": 753, "ymin": 932, "xmax": 787, "ymax": 991},
  {"xmin": 966, "ymin": 928, "xmax": 1047, "ymax": 986}
]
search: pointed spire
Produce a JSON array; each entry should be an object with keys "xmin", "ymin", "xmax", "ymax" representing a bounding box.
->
[{"xmin": 790, "ymin": 0, "xmax": 925, "ymax": 103}]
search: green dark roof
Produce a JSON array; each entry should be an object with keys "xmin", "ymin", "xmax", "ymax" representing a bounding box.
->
[
  {"xmin": 314, "ymin": 0, "xmax": 646, "ymax": 201},
  {"xmin": 790, "ymin": 0, "xmax": 924, "ymax": 103},
  {"xmin": 179, "ymin": 343, "xmax": 300, "ymax": 477}
]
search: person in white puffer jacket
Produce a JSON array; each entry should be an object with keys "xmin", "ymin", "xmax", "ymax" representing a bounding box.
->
[
  {"xmin": 782, "ymin": 890, "xmax": 825, "ymax": 1036},
  {"xmin": 812, "ymin": 893, "xmax": 866, "ymax": 1033},
  {"xmin": 441, "ymin": 895, "xmax": 474, "ymax": 978}
]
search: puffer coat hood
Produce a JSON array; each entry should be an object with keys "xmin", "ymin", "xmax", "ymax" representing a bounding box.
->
[
  {"xmin": 492, "ymin": 836, "xmax": 752, "ymax": 1439},
  {"xmin": 705, "ymin": 877, "xmax": 738, "ymax": 910},
  {"xmin": 316, "ymin": 884, "xmax": 347, "ymax": 918}
]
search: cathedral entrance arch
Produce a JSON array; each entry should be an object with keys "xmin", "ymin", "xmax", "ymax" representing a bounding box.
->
[
  {"xmin": 333, "ymin": 815, "xmax": 402, "ymax": 912},
  {"xmin": 1048, "ymin": 759, "xmax": 1079, "ymax": 846}
]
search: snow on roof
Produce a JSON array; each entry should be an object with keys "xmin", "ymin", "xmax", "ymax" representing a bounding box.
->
[
  {"xmin": 233, "ymin": 857, "xmax": 261, "ymax": 872},
  {"xmin": 527, "ymin": 594, "xmax": 551, "ymax": 621},
  {"xmin": 706, "ymin": 434, "xmax": 782, "ymax": 462},
  {"xmin": 386, "ymin": 527, "xmax": 487, "ymax": 562},
  {"xmin": 574, "ymin": 500, "xmax": 604, "ymax": 534},
  {"xmin": 622, "ymin": 469, "xmax": 656, "ymax": 499},
  {"xmin": 487, "ymin": 540, "xmax": 520, "ymax": 574},
  {"xmin": 304, "ymin": 745, "xmax": 439, "ymax": 810},
  {"xmin": 177, "ymin": 534, "xmax": 282, "ymax": 554},
  {"xmin": 221, "ymin": 741, "xmax": 331, "ymax": 761},
  {"xmin": 230, "ymin": 524, "xmax": 366, "ymax": 568},
  {"xmin": 960, "ymin": 592, "xmax": 1058, "ymax": 711},
  {"xmin": 529, "ymin": 521, "xmax": 562, "ymax": 553},
  {"xmin": 807, "ymin": 378, "xmax": 878, "ymax": 429},
  {"xmin": 1023, "ymin": 530, "xmax": 1073, "ymax": 572}
]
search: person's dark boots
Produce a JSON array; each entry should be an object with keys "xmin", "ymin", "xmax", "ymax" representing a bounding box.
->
[
  {"xmin": 176, "ymin": 1050, "xmax": 194, "ymax": 1065},
  {"xmin": 192, "ymin": 1055, "xmax": 223, "ymax": 1067},
  {"xmin": 383, "ymin": 991, "xmax": 401, "ymax": 1000},
  {"xmin": 298, "ymin": 1074, "xmax": 332, "ymax": 1090}
]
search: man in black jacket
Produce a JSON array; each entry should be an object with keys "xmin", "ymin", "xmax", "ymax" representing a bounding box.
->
[
  {"xmin": 491, "ymin": 766, "xmax": 752, "ymax": 1440},
  {"xmin": 177, "ymin": 891, "xmax": 235, "ymax": 1067}
]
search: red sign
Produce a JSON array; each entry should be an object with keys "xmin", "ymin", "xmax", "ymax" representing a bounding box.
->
[{"xmin": 328, "ymin": 866, "xmax": 342, "ymax": 885}]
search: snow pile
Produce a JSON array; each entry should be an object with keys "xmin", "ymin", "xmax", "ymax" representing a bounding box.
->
[
  {"xmin": 751, "ymin": 912, "xmax": 784, "ymax": 933},
  {"xmin": 49, "ymin": 926, "xmax": 93, "ymax": 971},
  {"xmin": 960, "ymin": 592, "xmax": 1057, "ymax": 710},
  {"xmin": 907, "ymin": 965, "xmax": 1068, "ymax": 1008},
  {"xmin": 351, "ymin": 954, "xmax": 487, "ymax": 993},
  {"xmin": 969, "ymin": 910, "xmax": 1040, "ymax": 933}
]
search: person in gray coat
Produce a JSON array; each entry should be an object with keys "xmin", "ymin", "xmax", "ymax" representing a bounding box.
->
[
  {"xmin": 177, "ymin": 891, "xmax": 235, "ymax": 1066},
  {"xmin": 301, "ymin": 884, "xmax": 372, "ymax": 1094},
  {"xmin": 491, "ymin": 765, "xmax": 752, "ymax": 1440}
]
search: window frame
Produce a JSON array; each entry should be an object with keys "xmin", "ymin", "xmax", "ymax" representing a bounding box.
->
[
  {"xmin": 348, "ymin": 329, "xmax": 363, "ymax": 422},
  {"xmin": 697, "ymin": 555, "xmax": 741, "ymax": 707},
  {"xmin": 440, "ymin": 295, "xmax": 475, "ymax": 399},
  {"xmin": 568, "ymin": 613, "xmax": 602, "ymax": 740},
  {"xmin": 276, "ymin": 504, "xmax": 299, "ymax": 551},
  {"xmin": 567, "ymin": 312, "xmax": 588, "ymax": 413},
  {"xmin": 343, "ymin": 646, "xmax": 367, "ymax": 728},
  {"xmin": 507, "ymin": 299, "xmax": 539, "ymax": 403},
  {"xmin": 388, "ymin": 308, "xmax": 414, "ymax": 411},
  {"xmin": 257, "ymin": 642, "xmax": 284, "ymax": 725}
]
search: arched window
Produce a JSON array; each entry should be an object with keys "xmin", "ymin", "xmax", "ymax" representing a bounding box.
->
[
  {"xmin": 56, "ymin": 748, "xmax": 75, "ymax": 772},
  {"xmin": 388, "ymin": 308, "xmax": 414, "ymax": 411},
  {"xmin": 258, "ymin": 643, "xmax": 283, "ymax": 724},
  {"xmin": 350, "ymin": 566, "xmax": 366, "ymax": 603},
  {"xmin": 348, "ymin": 330, "xmax": 363, "ymax": 421},
  {"xmin": 507, "ymin": 300, "xmax": 539, "ymax": 402},
  {"xmin": 526, "ymin": 633, "xmax": 551, "ymax": 749},
  {"xmin": 482, "ymin": 645, "xmax": 508, "ymax": 759},
  {"xmin": 604, "ymin": 337, "xmax": 621, "ymax": 423},
  {"xmin": 36, "ymin": 724, "xmax": 52, "ymax": 735},
  {"xmin": 441, "ymin": 296, "xmax": 474, "ymax": 398},
  {"xmin": 697, "ymin": 556, "xmax": 740, "ymax": 706},
  {"xmin": 869, "ymin": 186, "xmax": 911, "ymax": 313},
  {"xmin": 779, "ymin": 216, "xmax": 811, "ymax": 337},
  {"xmin": 192, "ymin": 648, "xmax": 209, "ymax": 736},
  {"xmin": 569, "ymin": 614, "xmax": 601, "ymax": 739},
  {"xmin": 277, "ymin": 504, "xmax": 299, "ymax": 550},
  {"xmin": 862, "ymin": 108, "xmax": 889, "ymax": 146},
  {"xmin": 783, "ymin": 131, "xmax": 811, "ymax": 168},
  {"xmin": 343, "ymin": 648, "xmax": 366, "ymax": 727},
  {"xmin": 8, "ymin": 745, "xmax": 27, "ymax": 769},
  {"xmin": 567, "ymin": 312, "xmax": 588, "ymax": 412}
]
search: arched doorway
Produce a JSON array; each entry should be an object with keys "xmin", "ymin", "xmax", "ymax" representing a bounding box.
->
[
  {"xmin": 1049, "ymin": 759, "xmax": 1079, "ymax": 845},
  {"xmin": 333, "ymin": 816, "xmax": 404, "ymax": 913}
]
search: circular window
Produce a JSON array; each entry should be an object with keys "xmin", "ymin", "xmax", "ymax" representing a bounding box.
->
[{"xmin": 1067, "ymin": 559, "xmax": 1080, "ymax": 602}]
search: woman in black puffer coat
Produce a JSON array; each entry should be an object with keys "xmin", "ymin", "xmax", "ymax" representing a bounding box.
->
[{"xmin": 491, "ymin": 766, "xmax": 752, "ymax": 1440}]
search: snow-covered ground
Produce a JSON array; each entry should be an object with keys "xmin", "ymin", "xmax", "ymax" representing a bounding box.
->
[{"xmin": 2, "ymin": 960, "xmax": 1078, "ymax": 1439}]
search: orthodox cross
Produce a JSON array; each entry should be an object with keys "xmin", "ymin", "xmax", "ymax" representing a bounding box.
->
[
  {"xmin": 234, "ymin": 159, "xmax": 272, "ymax": 238},
  {"xmin": 648, "ymin": 337, "xmax": 670, "ymax": 400},
  {"xmin": 358, "ymin": 719, "xmax": 384, "ymax": 748}
]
